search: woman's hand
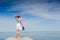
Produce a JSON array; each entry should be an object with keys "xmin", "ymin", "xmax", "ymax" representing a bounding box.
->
[{"xmin": 22, "ymin": 26, "xmax": 25, "ymax": 30}]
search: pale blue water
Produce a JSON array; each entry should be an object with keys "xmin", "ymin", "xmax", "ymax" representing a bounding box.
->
[{"xmin": 0, "ymin": 31, "xmax": 60, "ymax": 40}]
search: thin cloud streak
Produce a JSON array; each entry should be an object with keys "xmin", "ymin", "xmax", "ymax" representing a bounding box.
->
[{"xmin": 8, "ymin": 3, "xmax": 60, "ymax": 20}]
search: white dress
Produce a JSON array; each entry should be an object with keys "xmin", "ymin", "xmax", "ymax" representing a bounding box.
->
[{"xmin": 16, "ymin": 18, "xmax": 22, "ymax": 30}]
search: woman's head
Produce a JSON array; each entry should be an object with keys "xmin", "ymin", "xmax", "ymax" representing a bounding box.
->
[{"xmin": 15, "ymin": 14, "xmax": 21, "ymax": 19}]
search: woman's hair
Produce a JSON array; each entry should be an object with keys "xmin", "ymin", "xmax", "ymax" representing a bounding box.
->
[
  {"xmin": 15, "ymin": 14, "xmax": 21, "ymax": 18},
  {"xmin": 17, "ymin": 16, "xmax": 20, "ymax": 18},
  {"xmin": 15, "ymin": 16, "xmax": 20, "ymax": 18}
]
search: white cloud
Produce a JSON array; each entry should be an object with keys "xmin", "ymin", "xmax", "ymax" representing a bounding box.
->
[
  {"xmin": 7, "ymin": 3, "xmax": 60, "ymax": 20},
  {"xmin": 1, "ymin": 2, "xmax": 60, "ymax": 32},
  {"xmin": 0, "ymin": 15, "xmax": 16, "ymax": 32}
]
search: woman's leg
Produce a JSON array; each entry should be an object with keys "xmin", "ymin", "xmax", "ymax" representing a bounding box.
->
[{"xmin": 16, "ymin": 30, "xmax": 21, "ymax": 38}]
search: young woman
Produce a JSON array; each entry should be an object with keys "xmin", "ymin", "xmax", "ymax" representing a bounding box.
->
[{"xmin": 15, "ymin": 14, "xmax": 24, "ymax": 38}]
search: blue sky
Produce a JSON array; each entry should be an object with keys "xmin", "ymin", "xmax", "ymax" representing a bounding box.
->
[{"xmin": 0, "ymin": 0, "xmax": 60, "ymax": 32}]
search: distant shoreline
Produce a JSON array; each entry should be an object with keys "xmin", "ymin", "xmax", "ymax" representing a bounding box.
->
[{"xmin": 0, "ymin": 31, "xmax": 60, "ymax": 33}]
